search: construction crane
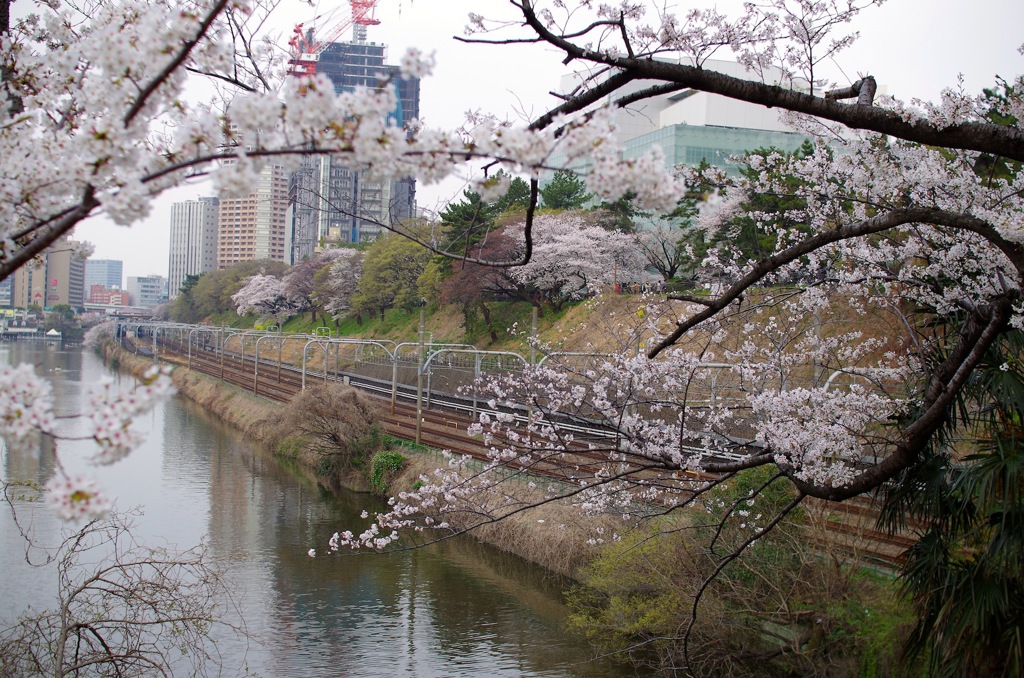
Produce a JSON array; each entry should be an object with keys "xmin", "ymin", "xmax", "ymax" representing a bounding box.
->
[{"xmin": 289, "ymin": 0, "xmax": 381, "ymax": 78}]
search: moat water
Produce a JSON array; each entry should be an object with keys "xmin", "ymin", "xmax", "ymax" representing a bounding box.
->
[{"xmin": 0, "ymin": 343, "xmax": 636, "ymax": 676}]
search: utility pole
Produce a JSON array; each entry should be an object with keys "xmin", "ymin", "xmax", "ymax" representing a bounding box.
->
[{"xmin": 415, "ymin": 308, "xmax": 425, "ymax": 445}]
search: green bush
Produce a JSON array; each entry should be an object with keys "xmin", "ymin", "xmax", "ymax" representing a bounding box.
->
[
  {"xmin": 316, "ymin": 454, "xmax": 342, "ymax": 478},
  {"xmin": 353, "ymin": 424, "xmax": 386, "ymax": 460},
  {"xmin": 368, "ymin": 450, "xmax": 406, "ymax": 495},
  {"xmin": 566, "ymin": 468, "xmax": 918, "ymax": 676},
  {"xmin": 275, "ymin": 436, "xmax": 306, "ymax": 459}
]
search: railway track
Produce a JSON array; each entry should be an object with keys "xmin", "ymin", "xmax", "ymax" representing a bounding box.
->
[
  {"xmin": 138, "ymin": 337, "xmax": 916, "ymax": 569},
  {"xmin": 151, "ymin": 340, "xmax": 650, "ymax": 485}
]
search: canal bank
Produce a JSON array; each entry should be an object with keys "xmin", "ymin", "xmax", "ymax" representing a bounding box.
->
[
  {"xmin": 5, "ymin": 342, "xmax": 636, "ymax": 677},
  {"xmin": 103, "ymin": 341, "xmax": 605, "ymax": 580}
]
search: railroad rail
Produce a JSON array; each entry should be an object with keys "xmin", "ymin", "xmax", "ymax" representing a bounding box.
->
[
  {"xmin": 148, "ymin": 337, "xmax": 686, "ymax": 488},
  {"xmin": 124, "ymin": 332, "xmax": 916, "ymax": 569}
]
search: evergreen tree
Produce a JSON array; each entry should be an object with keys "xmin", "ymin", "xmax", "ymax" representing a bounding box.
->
[{"xmin": 539, "ymin": 170, "xmax": 592, "ymax": 210}]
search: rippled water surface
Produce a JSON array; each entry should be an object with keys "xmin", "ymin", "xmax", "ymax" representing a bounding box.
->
[{"xmin": 1, "ymin": 344, "xmax": 637, "ymax": 676}]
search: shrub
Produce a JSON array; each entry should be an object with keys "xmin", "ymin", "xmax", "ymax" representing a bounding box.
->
[
  {"xmin": 282, "ymin": 383, "xmax": 385, "ymax": 470},
  {"xmin": 369, "ymin": 450, "xmax": 406, "ymax": 496},
  {"xmin": 275, "ymin": 436, "xmax": 306, "ymax": 459},
  {"xmin": 566, "ymin": 468, "xmax": 917, "ymax": 676}
]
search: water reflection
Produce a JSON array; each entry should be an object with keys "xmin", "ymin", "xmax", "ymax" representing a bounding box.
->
[{"xmin": 1, "ymin": 344, "xmax": 638, "ymax": 676}]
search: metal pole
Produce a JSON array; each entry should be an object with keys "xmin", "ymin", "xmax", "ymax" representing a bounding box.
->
[
  {"xmin": 391, "ymin": 349, "xmax": 398, "ymax": 415},
  {"xmin": 277, "ymin": 338, "xmax": 283, "ymax": 384},
  {"xmin": 415, "ymin": 309, "xmax": 425, "ymax": 445},
  {"xmin": 301, "ymin": 340, "xmax": 310, "ymax": 391},
  {"xmin": 530, "ymin": 306, "xmax": 538, "ymax": 365},
  {"xmin": 426, "ymin": 358, "xmax": 432, "ymax": 410},
  {"xmin": 255, "ymin": 335, "xmax": 268, "ymax": 396},
  {"xmin": 473, "ymin": 353, "xmax": 481, "ymax": 420}
]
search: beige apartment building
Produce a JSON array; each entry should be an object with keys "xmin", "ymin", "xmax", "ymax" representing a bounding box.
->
[{"xmin": 217, "ymin": 164, "xmax": 291, "ymax": 268}]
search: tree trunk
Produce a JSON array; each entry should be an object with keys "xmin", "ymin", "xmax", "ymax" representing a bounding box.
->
[{"xmin": 479, "ymin": 300, "xmax": 498, "ymax": 343}]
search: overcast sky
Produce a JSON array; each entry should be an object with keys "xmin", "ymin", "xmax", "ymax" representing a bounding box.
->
[{"xmin": 74, "ymin": 0, "xmax": 1024, "ymax": 282}]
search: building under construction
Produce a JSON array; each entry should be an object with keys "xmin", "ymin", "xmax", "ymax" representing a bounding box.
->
[{"xmin": 288, "ymin": 1, "xmax": 420, "ymax": 260}]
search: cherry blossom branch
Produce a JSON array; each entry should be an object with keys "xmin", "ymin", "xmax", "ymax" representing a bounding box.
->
[
  {"xmin": 123, "ymin": 0, "xmax": 233, "ymax": 126},
  {"xmin": 788, "ymin": 294, "xmax": 1015, "ymax": 501},
  {"xmin": 528, "ymin": 69, "xmax": 637, "ymax": 131},
  {"xmin": 0, "ymin": 187, "xmax": 98, "ymax": 282},
  {"xmin": 516, "ymin": 2, "xmax": 1024, "ymax": 162},
  {"xmin": 708, "ymin": 471, "xmax": 786, "ymax": 555},
  {"xmin": 222, "ymin": 0, "xmax": 277, "ymax": 93},
  {"xmin": 825, "ymin": 76, "xmax": 877, "ymax": 106},
  {"xmin": 649, "ymin": 208, "xmax": 1024, "ymax": 358},
  {"xmin": 182, "ymin": 66, "xmax": 259, "ymax": 93}
]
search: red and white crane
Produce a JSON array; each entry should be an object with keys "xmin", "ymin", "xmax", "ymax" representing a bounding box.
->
[{"xmin": 289, "ymin": 0, "xmax": 381, "ymax": 78}]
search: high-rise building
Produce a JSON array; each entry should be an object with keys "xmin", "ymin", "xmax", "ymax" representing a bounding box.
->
[
  {"xmin": 11, "ymin": 238, "xmax": 86, "ymax": 309},
  {"xmin": 288, "ymin": 39, "xmax": 419, "ymax": 258},
  {"xmin": 85, "ymin": 259, "xmax": 123, "ymax": 290},
  {"xmin": 217, "ymin": 164, "xmax": 291, "ymax": 268},
  {"xmin": 168, "ymin": 196, "xmax": 220, "ymax": 298},
  {"xmin": 127, "ymin": 275, "xmax": 166, "ymax": 308}
]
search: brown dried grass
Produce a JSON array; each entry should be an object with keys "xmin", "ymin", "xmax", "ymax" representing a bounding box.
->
[{"xmin": 392, "ymin": 454, "xmax": 620, "ymax": 579}]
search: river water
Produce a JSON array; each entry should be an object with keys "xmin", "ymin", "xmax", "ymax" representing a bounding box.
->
[{"xmin": 0, "ymin": 344, "xmax": 634, "ymax": 677}]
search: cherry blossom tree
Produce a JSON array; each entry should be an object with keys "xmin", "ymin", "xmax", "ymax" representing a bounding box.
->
[
  {"xmin": 635, "ymin": 223, "xmax": 689, "ymax": 282},
  {"xmin": 507, "ymin": 212, "xmax": 646, "ymax": 309},
  {"xmin": 281, "ymin": 248, "xmax": 352, "ymax": 323},
  {"xmin": 312, "ymin": 249, "xmax": 365, "ymax": 324},
  {"xmin": 231, "ymin": 272, "xmax": 295, "ymax": 322},
  {"xmin": 440, "ymin": 212, "xmax": 645, "ymax": 316},
  {"xmin": 4, "ymin": 0, "xmax": 1024, "ymax": 668}
]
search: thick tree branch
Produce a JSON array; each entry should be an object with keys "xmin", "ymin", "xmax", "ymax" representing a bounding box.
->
[
  {"xmin": 649, "ymin": 208, "xmax": 1024, "ymax": 358},
  {"xmin": 518, "ymin": 4, "xmax": 1024, "ymax": 162},
  {"xmin": 123, "ymin": 0, "xmax": 233, "ymax": 126},
  {"xmin": 787, "ymin": 294, "xmax": 1016, "ymax": 501},
  {"xmin": 0, "ymin": 186, "xmax": 99, "ymax": 282}
]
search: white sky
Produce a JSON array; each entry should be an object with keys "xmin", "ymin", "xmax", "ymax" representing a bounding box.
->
[{"xmin": 74, "ymin": 0, "xmax": 1024, "ymax": 283}]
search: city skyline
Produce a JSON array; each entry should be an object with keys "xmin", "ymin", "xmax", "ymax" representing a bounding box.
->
[{"xmin": 74, "ymin": 0, "xmax": 1024, "ymax": 280}]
